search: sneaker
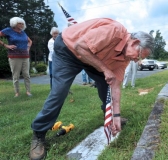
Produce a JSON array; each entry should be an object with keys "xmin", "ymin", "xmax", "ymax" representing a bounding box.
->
[
  {"xmin": 122, "ymin": 86, "xmax": 126, "ymax": 89},
  {"xmin": 82, "ymin": 82, "xmax": 87, "ymax": 85},
  {"xmin": 29, "ymin": 131, "xmax": 46, "ymax": 160}
]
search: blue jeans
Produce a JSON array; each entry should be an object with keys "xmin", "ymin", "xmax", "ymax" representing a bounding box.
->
[
  {"xmin": 82, "ymin": 70, "xmax": 92, "ymax": 83},
  {"xmin": 31, "ymin": 33, "xmax": 108, "ymax": 132}
]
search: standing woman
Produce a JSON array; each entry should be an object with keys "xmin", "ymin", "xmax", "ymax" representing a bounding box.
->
[
  {"xmin": 0, "ymin": 17, "xmax": 32, "ymax": 97},
  {"xmin": 48, "ymin": 27, "xmax": 59, "ymax": 89}
]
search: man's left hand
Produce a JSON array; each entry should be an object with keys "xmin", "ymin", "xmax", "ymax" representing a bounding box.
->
[{"xmin": 112, "ymin": 117, "xmax": 121, "ymax": 136}]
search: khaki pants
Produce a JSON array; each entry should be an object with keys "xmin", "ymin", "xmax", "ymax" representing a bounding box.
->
[{"xmin": 9, "ymin": 58, "xmax": 31, "ymax": 93}]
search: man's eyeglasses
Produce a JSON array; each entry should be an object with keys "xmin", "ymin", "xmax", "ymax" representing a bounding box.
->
[{"xmin": 137, "ymin": 45, "xmax": 142, "ymax": 60}]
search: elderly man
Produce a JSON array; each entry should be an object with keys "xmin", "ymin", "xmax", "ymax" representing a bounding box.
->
[{"xmin": 29, "ymin": 18, "xmax": 154, "ymax": 160}]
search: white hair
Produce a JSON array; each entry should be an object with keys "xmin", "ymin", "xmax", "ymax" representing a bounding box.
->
[
  {"xmin": 131, "ymin": 31, "xmax": 155, "ymax": 54},
  {"xmin": 50, "ymin": 27, "xmax": 59, "ymax": 35},
  {"xmin": 10, "ymin": 17, "xmax": 26, "ymax": 30}
]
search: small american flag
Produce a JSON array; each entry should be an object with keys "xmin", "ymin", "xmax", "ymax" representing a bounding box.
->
[
  {"xmin": 58, "ymin": 2, "xmax": 77, "ymax": 25},
  {"xmin": 104, "ymin": 86, "xmax": 113, "ymax": 144}
]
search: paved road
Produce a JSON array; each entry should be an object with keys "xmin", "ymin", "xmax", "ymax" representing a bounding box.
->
[
  {"xmin": 21, "ymin": 72, "xmax": 83, "ymax": 85},
  {"xmin": 22, "ymin": 68, "xmax": 167, "ymax": 85}
]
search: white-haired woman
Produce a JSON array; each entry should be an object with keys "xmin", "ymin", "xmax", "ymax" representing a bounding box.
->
[
  {"xmin": 48, "ymin": 27, "xmax": 59, "ymax": 89},
  {"xmin": 0, "ymin": 17, "xmax": 32, "ymax": 97}
]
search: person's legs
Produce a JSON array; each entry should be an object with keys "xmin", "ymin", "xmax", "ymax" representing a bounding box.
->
[
  {"xmin": 82, "ymin": 69, "xmax": 87, "ymax": 84},
  {"xmin": 21, "ymin": 58, "xmax": 31, "ymax": 95},
  {"xmin": 8, "ymin": 58, "xmax": 22, "ymax": 96},
  {"xmin": 49, "ymin": 61, "xmax": 52, "ymax": 89},
  {"xmin": 30, "ymin": 34, "xmax": 83, "ymax": 160},
  {"xmin": 131, "ymin": 61, "xmax": 138, "ymax": 87},
  {"xmin": 88, "ymin": 75, "xmax": 93, "ymax": 84},
  {"xmin": 123, "ymin": 62, "xmax": 131, "ymax": 88},
  {"xmin": 84, "ymin": 68, "xmax": 108, "ymax": 113},
  {"xmin": 31, "ymin": 55, "xmax": 81, "ymax": 132}
]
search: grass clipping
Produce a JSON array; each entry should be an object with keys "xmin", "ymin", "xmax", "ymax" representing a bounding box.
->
[{"xmin": 138, "ymin": 88, "xmax": 154, "ymax": 95}]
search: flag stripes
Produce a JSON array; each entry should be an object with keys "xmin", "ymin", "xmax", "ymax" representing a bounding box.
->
[
  {"xmin": 104, "ymin": 86, "xmax": 113, "ymax": 144},
  {"xmin": 59, "ymin": 5, "xmax": 77, "ymax": 24}
]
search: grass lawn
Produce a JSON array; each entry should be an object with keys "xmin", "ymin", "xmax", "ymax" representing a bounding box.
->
[{"xmin": 0, "ymin": 70, "xmax": 168, "ymax": 160}]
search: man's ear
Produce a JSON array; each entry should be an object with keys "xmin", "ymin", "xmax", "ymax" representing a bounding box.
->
[{"xmin": 131, "ymin": 39, "xmax": 140, "ymax": 46}]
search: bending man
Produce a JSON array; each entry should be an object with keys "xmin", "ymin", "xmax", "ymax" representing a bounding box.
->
[{"xmin": 29, "ymin": 18, "xmax": 154, "ymax": 160}]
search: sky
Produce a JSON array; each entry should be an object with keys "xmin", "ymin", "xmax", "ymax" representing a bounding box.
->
[{"xmin": 44, "ymin": 0, "xmax": 168, "ymax": 51}]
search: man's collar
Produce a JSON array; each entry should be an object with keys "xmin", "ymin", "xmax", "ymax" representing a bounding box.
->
[{"xmin": 115, "ymin": 34, "xmax": 130, "ymax": 52}]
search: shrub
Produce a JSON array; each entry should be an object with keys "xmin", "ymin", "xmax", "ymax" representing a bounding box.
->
[
  {"xmin": 35, "ymin": 63, "xmax": 47, "ymax": 73},
  {"xmin": 0, "ymin": 38, "xmax": 11, "ymax": 78}
]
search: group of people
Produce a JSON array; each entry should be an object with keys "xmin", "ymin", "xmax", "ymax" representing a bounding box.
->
[{"xmin": 0, "ymin": 17, "xmax": 154, "ymax": 160}]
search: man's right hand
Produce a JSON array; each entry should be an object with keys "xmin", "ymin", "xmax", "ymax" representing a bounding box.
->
[{"xmin": 104, "ymin": 69, "xmax": 116, "ymax": 85}]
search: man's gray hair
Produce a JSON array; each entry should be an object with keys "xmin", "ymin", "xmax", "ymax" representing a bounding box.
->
[
  {"xmin": 50, "ymin": 27, "xmax": 59, "ymax": 35},
  {"xmin": 131, "ymin": 31, "xmax": 155, "ymax": 54},
  {"xmin": 10, "ymin": 17, "xmax": 26, "ymax": 30}
]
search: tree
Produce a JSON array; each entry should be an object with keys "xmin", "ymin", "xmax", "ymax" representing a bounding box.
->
[
  {"xmin": 149, "ymin": 30, "xmax": 168, "ymax": 59},
  {"xmin": 0, "ymin": 0, "xmax": 57, "ymax": 64}
]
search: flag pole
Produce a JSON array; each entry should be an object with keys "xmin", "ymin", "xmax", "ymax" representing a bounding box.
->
[{"xmin": 57, "ymin": 1, "xmax": 61, "ymax": 7}]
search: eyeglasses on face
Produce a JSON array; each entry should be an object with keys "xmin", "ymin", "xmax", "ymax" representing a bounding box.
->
[
  {"xmin": 17, "ymin": 23, "xmax": 24, "ymax": 25},
  {"xmin": 137, "ymin": 45, "xmax": 142, "ymax": 60}
]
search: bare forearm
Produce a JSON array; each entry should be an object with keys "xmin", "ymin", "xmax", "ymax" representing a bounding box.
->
[
  {"xmin": 74, "ymin": 38, "xmax": 109, "ymax": 72},
  {"xmin": 74, "ymin": 37, "xmax": 117, "ymax": 85},
  {"xmin": 78, "ymin": 49, "xmax": 107, "ymax": 72},
  {"xmin": 76, "ymin": 47, "xmax": 107, "ymax": 72},
  {"xmin": 28, "ymin": 37, "xmax": 32, "ymax": 47},
  {"xmin": 111, "ymin": 82, "xmax": 121, "ymax": 114}
]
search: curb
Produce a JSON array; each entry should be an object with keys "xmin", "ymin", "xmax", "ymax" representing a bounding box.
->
[{"xmin": 131, "ymin": 84, "xmax": 168, "ymax": 160}]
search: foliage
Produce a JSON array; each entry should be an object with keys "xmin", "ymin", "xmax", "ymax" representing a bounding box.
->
[
  {"xmin": 0, "ymin": 38, "xmax": 11, "ymax": 78},
  {"xmin": 0, "ymin": 0, "xmax": 57, "ymax": 64},
  {"xmin": 0, "ymin": 70, "xmax": 168, "ymax": 159},
  {"xmin": 149, "ymin": 30, "xmax": 168, "ymax": 59},
  {"xmin": 35, "ymin": 63, "xmax": 47, "ymax": 72}
]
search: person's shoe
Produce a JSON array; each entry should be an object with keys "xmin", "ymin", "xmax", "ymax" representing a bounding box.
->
[
  {"xmin": 121, "ymin": 117, "xmax": 128, "ymax": 126},
  {"xmin": 27, "ymin": 92, "xmax": 32, "ymax": 97},
  {"xmin": 82, "ymin": 82, "xmax": 87, "ymax": 85},
  {"xmin": 29, "ymin": 131, "xmax": 46, "ymax": 160},
  {"xmin": 14, "ymin": 93, "xmax": 19, "ymax": 98},
  {"xmin": 122, "ymin": 85, "xmax": 126, "ymax": 89}
]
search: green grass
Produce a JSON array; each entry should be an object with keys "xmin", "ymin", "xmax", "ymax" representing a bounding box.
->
[
  {"xmin": 0, "ymin": 70, "xmax": 168, "ymax": 160},
  {"xmin": 154, "ymin": 100, "xmax": 168, "ymax": 160}
]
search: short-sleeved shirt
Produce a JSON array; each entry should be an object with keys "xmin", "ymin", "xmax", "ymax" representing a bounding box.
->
[
  {"xmin": 0, "ymin": 27, "xmax": 29, "ymax": 58},
  {"xmin": 62, "ymin": 18, "xmax": 130, "ymax": 81},
  {"xmin": 48, "ymin": 38, "xmax": 54, "ymax": 61}
]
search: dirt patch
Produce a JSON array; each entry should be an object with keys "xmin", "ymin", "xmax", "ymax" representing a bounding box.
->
[{"xmin": 138, "ymin": 88, "xmax": 154, "ymax": 95}]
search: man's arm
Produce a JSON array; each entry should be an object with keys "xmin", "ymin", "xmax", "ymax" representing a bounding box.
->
[
  {"xmin": 74, "ymin": 37, "xmax": 116, "ymax": 85},
  {"xmin": 110, "ymin": 79, "xmax": 122, "ymax": 136}
]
